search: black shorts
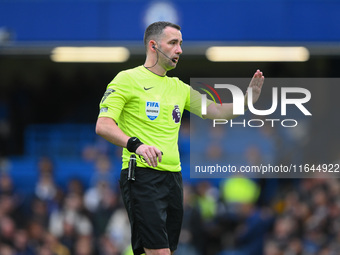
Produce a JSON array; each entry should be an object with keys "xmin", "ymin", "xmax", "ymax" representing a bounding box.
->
[{"xmin": 119, "ymin": 167, "xmax": 183, "ymax": 255}]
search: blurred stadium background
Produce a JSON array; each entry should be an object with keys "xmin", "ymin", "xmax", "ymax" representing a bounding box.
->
[{"xmin": 1, "ymin": 0, "xmax": 340, "ymax": 255}]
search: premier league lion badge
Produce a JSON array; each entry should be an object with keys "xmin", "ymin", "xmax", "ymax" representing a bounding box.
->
[{"xmin": 172, "ymin": 105, "xmax": 181, "ymax": 124}]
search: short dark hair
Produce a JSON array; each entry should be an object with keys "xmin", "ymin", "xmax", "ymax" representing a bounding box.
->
[{"xmin": 143, "ymin": 21, "xmax": 181, "ymax": 49}]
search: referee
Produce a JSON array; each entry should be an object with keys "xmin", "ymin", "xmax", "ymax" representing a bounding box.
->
[{"xmin": 96, "ymin": 21, "xmax": 264, "ymax": 255}]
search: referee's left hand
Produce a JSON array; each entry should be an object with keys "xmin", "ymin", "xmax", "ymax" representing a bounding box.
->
[
  {"xmin": 246, "ymin": 69, "xmax": 265, "ymax": 104},
  {"xmin": 136, "ymin": 144, "xmax": 162, "ymax": 167}
]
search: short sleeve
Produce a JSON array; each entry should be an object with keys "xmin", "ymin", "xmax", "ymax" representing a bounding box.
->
[
  {"xmin": 98, "ymin": 71, "xmax": 132, "ymax": 122},
  {"xmin": 185, "ymin": 86, "xmax": 213, "ymax": 118}
]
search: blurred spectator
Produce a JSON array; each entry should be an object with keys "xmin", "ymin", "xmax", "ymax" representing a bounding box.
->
[
  {"xmin": 37, "ymin": 244, "xmax": 54, "ymax": 255},
  {"xmin": 0, "ymin": 191, "xmax": 19, "ymax": 221},
  {"xmin": 0, "ymin": 173, "xmax": 26, "ymax": 228},
  {"xmin": 195, "ymin": 181, "xmax": 218, "ymax": 221},
  {"xmin": 284, "ymin": 238, "xmax": 303, "ymax": 255},
  {"xmin": 44, "ymin": 232, "xmax": 70, "ymax": 255},
  {"xmin": 84, "ymin": 155, "xmax": 116, "ymax": 214},
  {"xmin": 218, "ymin": 177, "xmax": 273, "ymax": 255},
  {"xmin": 58, "ymin": 221, "xmax": 77, "ymax": 254},
  {"xmin": 264, "ymin": 241, "xmax": 283, "ymax": 255},
  {"xmin": 13, "ymin": 229, "xmax": 35, "ymax": 255},
  {"xmin": 98, "ymin": 235, "xmax": 120, "ymax": 255},
  {"xmin": 270, "ymin": 216, "xmax": 298, "ymax": 248},
  {"xmin": 89, "ymin": 182, "xmax": 119, "ymax": 238},
  {"xmin": 0, "ymin": 244, "xmax": 15, "ymax": 255},
  {"xmin": 178, "ymin": 117, "xmax": 190, "ymax": 158},
  {"xmin": 26, "ymin": 220, "xmax": 46, "ymax": 253},
  {"xmin": 74, "ymin": 235, "xmax": 93, "ymax": 255},
  {"xmin": 0, "ymin": 173, "xmax": 14, "ymax": 196},
  {"xmin": 234, "ymin": 203, "xmax": 273, "ymax": 255},
  {"xmin": 67, "ymin": 179, "xmax": 84, "ymax": 197},
  {"xmin": 49, "ymin": 192, "xmax": 92, "ymax": 239},
  {"xmin": 84, "ymin": 180, "xmax": 114, "ymax": 214},
  {"xmin": 0, "ymin": 216, "xmax": 16, "ymax": 247},
  {"xmin": 177, "ymin": 183, "xmax": 204, "ymax": 255},
  {"xmin": 194, "ymin": 181, "xmax": 220, "ymax": 255},
  {"xmin": 90, "ymin": 155, "xmax": 116, "ymax": 188},
  {"xmin": 204, "ymin": 125, "xmax": 227, "ymax": 164},
  {"xmin": 35, "ymin": 157, "xmax": 57, "ymax": 202},
  {"xmin": 105, "ymin": 206, "xmax": 131, "ymax": 253},
  {"xmin": 29, "ymin": 198, "xmax": 49, "ymax": 229}
]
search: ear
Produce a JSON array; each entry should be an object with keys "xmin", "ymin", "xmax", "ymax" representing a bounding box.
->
[{"xmin": 148, "ymin": 40, "xmax": 157, "ymax": 52}]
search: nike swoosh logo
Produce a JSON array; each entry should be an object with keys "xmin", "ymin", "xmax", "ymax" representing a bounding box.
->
[{"xmin": 144, "ymin": 87, "xmax": 153, "ymax": 90}]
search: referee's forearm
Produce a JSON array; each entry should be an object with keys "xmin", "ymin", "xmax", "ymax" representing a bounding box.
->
[
  {"xmin": 205, "ymin": 103, "xmax": 240, "ymax": 120},
  {"xmin": 96, "ymin": 117, "xmax": 129, "ymax": 148}
]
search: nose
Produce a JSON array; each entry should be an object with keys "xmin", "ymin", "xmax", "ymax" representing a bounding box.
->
[{"xmin": 176, "ymin": 45, "xmax": 182, "ymax": 55}]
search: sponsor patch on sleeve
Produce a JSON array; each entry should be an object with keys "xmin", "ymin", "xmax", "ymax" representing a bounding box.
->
[
  {"xmin": 100, "ymin": 107, "xmax": 108, "ymax": 113},
  {"xmin": 101, "ymin": 88, "xmax": 115, "ymax": 103}
]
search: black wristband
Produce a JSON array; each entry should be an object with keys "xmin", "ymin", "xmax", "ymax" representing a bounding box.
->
[{"xmin": 127, "ymin": 137, "xmax": 143, "ymax": 153}]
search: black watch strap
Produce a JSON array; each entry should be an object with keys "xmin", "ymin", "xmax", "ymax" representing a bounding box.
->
[{"xmin": 127, "ymin": 137, "xmax": 143, "ymax": 153}]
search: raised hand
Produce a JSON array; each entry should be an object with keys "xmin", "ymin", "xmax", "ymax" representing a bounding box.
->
[{"xmin": 246, "ymin": 69, "xmax": 265, "ymax": 104}]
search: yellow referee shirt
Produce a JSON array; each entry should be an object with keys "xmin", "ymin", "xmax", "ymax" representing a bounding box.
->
[{"xmin": 98, "ymin": 65, "xmax": 204, "ymax": 172}]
